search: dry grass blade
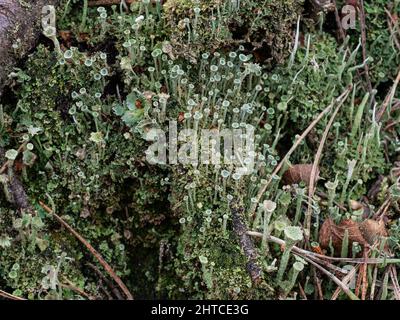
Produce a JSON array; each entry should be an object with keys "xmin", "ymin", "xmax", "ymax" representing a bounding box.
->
[
  {"xmin": 305, "ymin": 87, "xmax": 351, "ymax": 237},
  {"xmin": 373, "ymin": 199, "xmax": 391, "ymax": 220},
  {"xmin": 88, "ymin": 0, "xmax": 135, "ymax": 6},
  {"xmin": 376, "ymin": 67, "xmax": 400, "ymax": 121},
  {"xmin": 385, "ymin": 8, "xmax": 400, "ymax": 51},
  {"xmin": 313, "ymin": 270, "xmax": 324, "ymax": 300},
  {"xmin": 332, "ymin": 0, "xmax": 346, "ymax": 41},
  {"xmin": 301, "ymin": 255, "xmax": 359, "ymax": 300},
  {"xmin": 249, "ymin": 86, "xmax": 353, "ymax": 217},
  {"xmin": 248, "ymin": 231, "xmax": 348, "ymax": 275},
  {"xmin": 359, "ymin": 0, "xmax": 373, "ymax": 95},
  {"xmin": 361, "ymin": 251, "xmax": 368, "ymax": 300},
  {"xmin": 331, "ymin": 264, "xmax": 359, "ymax": 300},
  {"xmin": 39, "ymin": 201, "xmax": 134, "ymax": 300},
  {"xmin": 389, "ymin": 266, "xmax": 400, "ymax": 300},
  {"xmin": 61, "ymin": 278, "xmax": 96, "ymax": 300},
  {"xmin": 298, "ymin": 283, "xmax": 308, "ymax": 300},
  {"xmin": 370, "ymin": 265, "xmax": 378, "ymax": 300},
  {"xmin": 0, "ymin": 289, "xmax": 26, "ymax": 300},
  {"xmin": 247, "ymin": 231, "xmax": 400, "ymax": 265}
]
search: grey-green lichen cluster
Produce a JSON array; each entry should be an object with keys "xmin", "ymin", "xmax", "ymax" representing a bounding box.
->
[{"xmin": 0, "ymin": 0, "xmax": 399, "ymax": 300}]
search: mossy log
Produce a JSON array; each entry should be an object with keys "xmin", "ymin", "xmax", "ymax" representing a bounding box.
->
[{"xmin": 0, "ymin": 0, "xmax": 59, "ymax": 95}]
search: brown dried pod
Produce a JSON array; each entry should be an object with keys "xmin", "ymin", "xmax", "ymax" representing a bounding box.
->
[
  {"xmin": 319, "ymin": 218, "xmax": 367, "ymax": 256},
  {"xmin": 282, "ymin": 164, "xmax": 320, "ymax": 186},
  {"xmin": 359, "ymin": 219, "xmax": 388, "ymax": 245}
]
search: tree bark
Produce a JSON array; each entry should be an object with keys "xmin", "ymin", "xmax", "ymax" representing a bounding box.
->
[{"xmin": 0, "ymin": 0, "xmax": 59, "ymax": 96}]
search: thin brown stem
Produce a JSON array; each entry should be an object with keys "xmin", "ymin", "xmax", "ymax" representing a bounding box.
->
[
  {"xmin": 39, "ymin": 201, "xmax": 134, "ymax": 300},
  {"xmin": 305, "ymin": 88, "xmax": 351, "ymax": 237},
  {"xmin": 0, "ymin": 289, "xmax": 26, "ymax": 300},
  {"xmin": 249, "ymin": 86, "xmax": 352, "ymax": 218}
]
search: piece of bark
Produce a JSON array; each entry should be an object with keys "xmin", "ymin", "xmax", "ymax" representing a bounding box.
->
[
  {"xmin": 230, "ymin": 200, "xmax": 262, "ymax": 285},
  {"xmin": 0, "ymin": 147, "xmax": 29, "ymax": 210},
  {"xmin": 9, "ymin": 175, "xmax": 29, "ymax": 209},
  {"xmin": 0, "ymin": 0, "xmax": 59, "ymax": 95}
]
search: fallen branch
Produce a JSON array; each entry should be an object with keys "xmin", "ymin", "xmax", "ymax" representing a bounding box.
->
[
  {"xmin": 376, "ymin": 67, "xmax": 400, "ymax": 122},
  {"xmin": 249, "ymin": 86, "xmax": 353, "ymax": 218},
  {"xmin": 298, "ymin": 283, "xmax": 308, "ymax": 300},
  {"xmin": 39, "ymin": 201, "xmax": 134, "ymax": 300},
  {"xmin": 301, "ymin": 254, "xmax": 359, "ymax": 300},
  {"xmin": 305, "ymin": 87, "xmax": 351, "ymax": 237},
  {"xmin": 247, "ymin": 231, "xmax": 400, "ymax": 265},
  {"xmin": 87, "ymin": 262, "xmax": 124, "ymax": 300},
  {"xmin": 314, "ymin": 271, "xmax": 324, "ymax": 300},
  {"xmin": 331, "ymin": 264, "xmax": 359, "ymax": 300},
  {"xmin": 389, "ymin": 265, "xmax": 400, "ymax": 300},
  {"xmin": 230, "ymin": 201, "xmax": 262, "ymax": 284},
  {"xmin": 0, "ymin": 289, "xmax": 26, "ymax": 300}
]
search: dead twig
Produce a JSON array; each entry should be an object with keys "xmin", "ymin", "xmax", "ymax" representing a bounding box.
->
[
  {"xmin": 305, "ymin": 87, "xmax": 351, "ymax": 237},
  {"xmin": 331, "ymin": 264, "xmax": 359, "ymax": 300},
  {"xmin": 316, "ymin": 191, "xmax": 348, "ymax": 212},
  {"xmin": 389, "ymin": 265, "xmax": 400, "ymax": 300},
  {"xmin": 301, "ymin": 255, "xmax": 359, "ymax": 300},
  {"xmin": 332, "ymin": 0, "xmax": 346, "ymax": 41},
  {"xmin": 249, "ymin": 86, "xmax": 353, "ymax": 218},
  {"xmin": 247, "ymin": 231, "xmax": 400, "ymax": 265},
  {"xmin": 385, "ymin": 8, "xmax": 400, "ymax": 51},
  {"xmin": 0, "ymin": 289, "xmax": 26, "ymax": 300},
  {"xmin": 88, "ymin": 0, "xmax": 135, "ymax": 6},
  {"xmin": 230, "ymin": 201, "xmax": 262, "ymax": 284},
  {"xmin": 61, "ymin": 277, "xmax": 96, "ymax": 300},
  {"xmin": 358, "ymin": 0, "xmax": 373, "ymax": 96},
  {"xmin": 376, "ymin": 67, "xmax": 400, "ymax": 122},
  {"xmin": 370, "ymin": 265, "xmax": 378, "ymax": 300},
  {"xmin": 39, "ymin": 201, "xmax": 134, "ymax": 300},
  {"xmin": 98, "ymin": 280, "xmax": 114, "ymax": 300},
  {"xmin": 298, "ymin": 283, "xmax": 308, "ymax": 300},
  {"xmin": 87, "ymin": 262, "xmax": 124, "ymax": 300},
  {"xmin": 361, "ymin": 250, "xmax": 368, "ymax": 300},
  {"xmin": 314, "ymin": 273, "xmax": 324, "ymax": 300}
]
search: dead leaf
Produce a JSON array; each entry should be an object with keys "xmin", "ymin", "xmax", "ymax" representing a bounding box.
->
[
  {"xmin": 282, "ymin": 164, "xmax": 319, "ymax": 186},
  {"xmin": 319, "ymin": 218, "xmax": 367, "ymax": 256},
  {"xmin": 359, "ymin": 219, "xmax": 388, "ymax": 245}
]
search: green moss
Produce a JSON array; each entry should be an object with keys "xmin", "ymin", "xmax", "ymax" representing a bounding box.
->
[{"xmin": 0, "ymin": 0, "xmax": 399, "ymax": 300}]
